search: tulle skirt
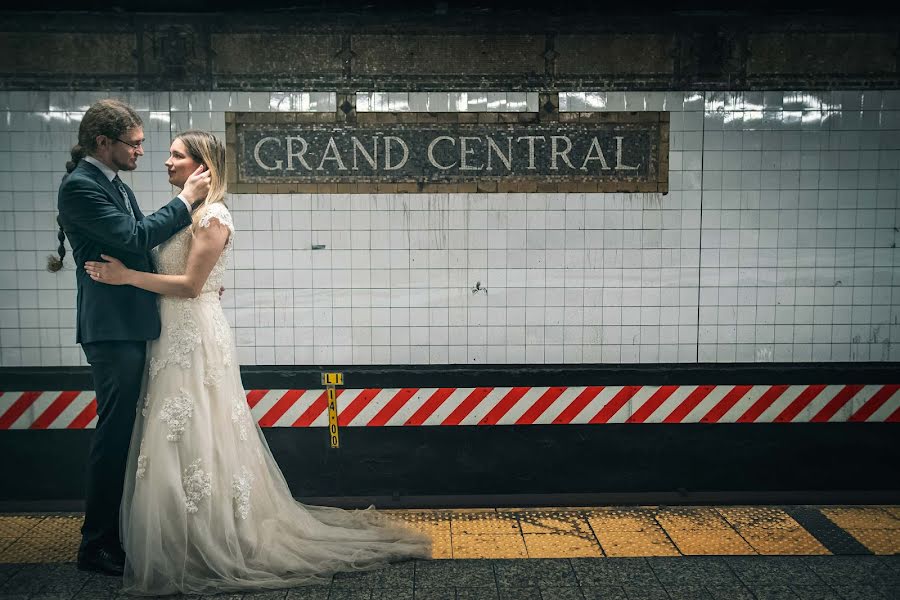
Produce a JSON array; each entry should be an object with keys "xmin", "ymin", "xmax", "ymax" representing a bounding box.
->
[{"xmin": 120, "ymin": 293, "xmax": 430, "ymax": 595}]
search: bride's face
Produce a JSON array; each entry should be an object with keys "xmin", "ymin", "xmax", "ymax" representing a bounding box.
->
[{"xmin": 165, "ymin": 138, "xmax": 202, "ymax": 189}]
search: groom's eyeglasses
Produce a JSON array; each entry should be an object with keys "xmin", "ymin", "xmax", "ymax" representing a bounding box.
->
[{"xmin": 115, "ymin": 138, "xmax": 145, "ymax": 150}]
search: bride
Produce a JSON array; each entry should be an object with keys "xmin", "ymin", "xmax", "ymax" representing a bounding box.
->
[{"xmin": 84, "ymin": 130, "xmax": 430, "ymax": 594}]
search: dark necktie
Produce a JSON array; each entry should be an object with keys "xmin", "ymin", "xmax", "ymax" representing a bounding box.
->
[{"xmin": 113, "ymin": 175, "xmax": 135, "ymax": 218}]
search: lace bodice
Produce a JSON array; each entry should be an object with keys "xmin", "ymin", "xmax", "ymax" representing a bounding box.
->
[{"xmin": 152, "ymin": 202, "xmax": 234, "ymax": 294}]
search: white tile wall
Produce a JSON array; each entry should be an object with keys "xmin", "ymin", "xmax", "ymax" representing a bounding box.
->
[{"xmin": 0, "ymin": 90, "xmax": 897, "ymax": 366}]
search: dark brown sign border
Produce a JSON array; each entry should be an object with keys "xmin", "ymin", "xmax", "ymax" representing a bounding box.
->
[{"xmin": 225, "ymin": 99, "xmax": 668, "ymax": 194}]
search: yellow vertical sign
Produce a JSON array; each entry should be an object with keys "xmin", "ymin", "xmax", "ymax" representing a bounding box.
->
[{"xmin": 321, "ymin": 372, "xmax": 343, "ymax": 448}]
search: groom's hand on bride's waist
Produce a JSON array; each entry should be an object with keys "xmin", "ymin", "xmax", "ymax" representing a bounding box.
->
[{"xmin": 219, "ymin": 286, "xmax": 225, "ymax": 299}]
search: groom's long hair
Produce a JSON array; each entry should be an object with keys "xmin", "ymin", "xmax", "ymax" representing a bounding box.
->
[
  {"xmin": 48, "ymin": 99, "xmax": 143, "ymax": 273},
  {"xmin": 173, "ymin": 130, "xmax": 228, "ymax": 229}
]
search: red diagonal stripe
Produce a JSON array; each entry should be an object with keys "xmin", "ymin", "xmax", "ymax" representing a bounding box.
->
[
  {"xmin": 701, "ymin": 385, "xmax": 752, "ymax": 423},
  {"xmin": 886, "ymin": 404, "xmax": 900, "ymax": 423},
  {"xmin": 553, "ymin": 386, "xmax": 604, "ymax": 424},
  {"xmin": 479, "ymin": 387, "xmax": 530, "ymax": 425},
  {"xmin": 589, "ymin": 386, "xmax": 640, "ymax": 424},
  {"xmin": 68, "ymin": 398, "xmax": 97, "ymax": 429},
  {"xmin": 664, "ymin": 385, "xmax": 715, "ymax": 423},
  {"xmin": 292, "ymin": 391, "xmax": 329, "ymax": 427},
  {"xmin": 737, "ymin": 385, "xmax": 789, "ymax": 423},
  {"xmin": 849, "ymin": 384, "xmax": 900, "ymax": 422},
  {"xmin": 516, "ymin": 387, "xmax": 566, "ymax": 425},
  {"xmin": 369, "ymin": 388, "xmax": 419, "ymax": 426},
  {"xmin": 258, "ymin": 389, "xmax": 305, "ymax": 427},
  {"xmin": 30, "ymin": 391, "xmax": 80, "ymax": 430},
  {"xmin": 406, "ymin": 388, "xmax": 456, "ymax": 426},
  {"xmin": 338, "ymin": 388, "xmax": 379, "ymax": 426},
  {"xmin": 443, "ymin": 387, "xmax": 493, "ymax": 425},
  {"xmin": 628, "ymin": 386, "xmax": 679, "ymax": 423},
  {"xmin": 0, "ymin": 392, "xmax": 41, "ymax": 430},
  {"xmin": 811, "ymin": 384, "xmax": 863, "ymax": 423},
  {"xmin": 246, "ymin": 389, "xmax": 269, "ymax": 409},
  {"xmin": 775, "ymin": 384, "xmax": 827, "ymax": 423}
]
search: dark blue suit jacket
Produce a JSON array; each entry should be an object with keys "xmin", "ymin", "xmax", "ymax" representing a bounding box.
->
[{"xmin": 57, "ymin": 160, "xmax": 192, "ymax": 344}]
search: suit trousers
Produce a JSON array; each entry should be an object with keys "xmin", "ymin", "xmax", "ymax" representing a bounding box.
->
[{"xmin": 79, "ymin": 340, "xmax": 147, "ymax": 555}]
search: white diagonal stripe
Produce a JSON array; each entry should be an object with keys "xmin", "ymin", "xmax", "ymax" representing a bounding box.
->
[
  {"xmin": 53, "ymin": 392, "xmax": 94, "ymax": 430},
  {"xmin": 385, "ymin": 388, "xmax": 435, "ymax": 426},
  {"xmin": 0, "ymin": 391, "xmax": 23, "ymax": 419},
  {"xmin": 721, "ymin": 385, "xmax": 770, "ymax": 423},
  {"xmin": 615, "ymin": 386, "xmax": 655, "ymax": 423},
  {"xmin": 423, "ymin": 387, "xmax": 475, "ymax": 425},
  {"xmin": 351, "ymin": 388, "xmax": 397, "ymax": 426},
  {"xmin": 868, "ymin": 386, "xmax": 899, "ymax": 422},
  {"xmin": 794, "ymin": 385, "xmax": 842, "ymax": 423},
  {"xmin": 536, "ymin": 386, "xmax": 585, "ymax": 424},
  {"xmin": 568, "ymin": 386, "xmax": 622, "ymax": 424},
  {"xmin": 645, "ymin": 385, "xmax": 695, "ymax": 423},
  {"xmin": 685, "ymin": 385, "xmax": 731, "ymax": 423},
  {"xmin": 495, "ymin": 387, "xmax": 548, "ymax": 425},
  {"xmin": 756, "ymin": 385, "xmax": 804, "ymax": 423},
  {"xmin": 274, "ymin": 389, "xmax": 334, "ymax": 427},
  {"xmin": 250, "ymin": 390, "xmax": 285, "ymax": 422},
  {"xmin": 10, "ymin": 392, "xmax": 55, "ymax": 429},
  {"xmin": 459, "ymin": 387, "xmax": 510, "ymax": 425}
]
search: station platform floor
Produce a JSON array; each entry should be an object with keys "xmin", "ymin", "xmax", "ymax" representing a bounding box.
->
[{"xmin": 0, "ymin": 504, "xmax": 897, "ymax": 599}]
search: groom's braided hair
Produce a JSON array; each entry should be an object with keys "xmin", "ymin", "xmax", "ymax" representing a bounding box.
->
[{"xmin": 49, "ymin": 99, "xmax": 143, "ymax": 272}]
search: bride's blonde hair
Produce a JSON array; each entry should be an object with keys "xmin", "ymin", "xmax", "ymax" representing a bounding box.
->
[{"xmin": 173, "ymin": 130, "xmax": 227, "ymax": 228}]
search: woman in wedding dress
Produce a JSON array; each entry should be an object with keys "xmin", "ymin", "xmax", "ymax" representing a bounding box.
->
[{"xmin": 84, "ymin": 130, "xmax": 430, "ymax": 595}]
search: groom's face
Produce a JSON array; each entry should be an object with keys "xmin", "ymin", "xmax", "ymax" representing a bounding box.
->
[{"xmin": 110, "ymin": 126, "xmax": 145, "ymax": 172}]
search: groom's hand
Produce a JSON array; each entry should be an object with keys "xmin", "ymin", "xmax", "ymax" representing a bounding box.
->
[
  {"xmin": 218, "ymin": 286, "xmax": 225, "ymax": 299},
  {"xmin": 182, "ymin": 165, "xmax": 211, "ymax": 206}
]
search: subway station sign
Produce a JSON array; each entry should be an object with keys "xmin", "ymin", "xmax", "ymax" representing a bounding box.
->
[{"xmin": 231, "ymin": 113, "xmax": 668, "ymax": 192}]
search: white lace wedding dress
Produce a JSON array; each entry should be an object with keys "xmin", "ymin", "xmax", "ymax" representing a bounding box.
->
[{"xmin": 120, "ymin": 202, "xmax": 430, "ymax": 595}]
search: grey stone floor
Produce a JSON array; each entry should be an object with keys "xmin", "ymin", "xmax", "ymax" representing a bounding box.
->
[{"xmin": 0, "ymin": 556, "xmax": 897, "ymax": 600}]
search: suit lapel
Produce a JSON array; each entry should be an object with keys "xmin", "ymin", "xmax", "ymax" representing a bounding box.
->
[{"xmin": 78, "ymin": 161, "xmax": 130, "ymax": 215}]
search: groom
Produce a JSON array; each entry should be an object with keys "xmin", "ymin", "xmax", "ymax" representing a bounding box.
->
[{"xmin": 56, "ymin": 99, "xmax": 210, "ymax": 576}]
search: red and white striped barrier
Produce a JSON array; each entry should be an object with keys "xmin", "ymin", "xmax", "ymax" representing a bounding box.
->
[{"xmin": 1, "ymin": 384, "xmax": 898, "ymax": 430}]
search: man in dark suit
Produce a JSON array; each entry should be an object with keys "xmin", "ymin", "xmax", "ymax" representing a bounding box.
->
[{"xmin": 52, "ymin": 99, "xmax": 210, "ymax": 576}]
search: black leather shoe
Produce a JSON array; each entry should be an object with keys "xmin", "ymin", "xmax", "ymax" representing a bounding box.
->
[{"xmin": 77, "ymin": 547, "xmax": 125, "ymax": 576}]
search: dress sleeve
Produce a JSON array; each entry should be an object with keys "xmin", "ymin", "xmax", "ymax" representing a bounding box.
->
[{"xmin": 197, "ymin": 202, "xmax": 234, "ymax": 235}]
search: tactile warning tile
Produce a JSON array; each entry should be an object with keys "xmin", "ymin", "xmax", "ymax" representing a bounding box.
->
[
  {"xmin": 506, "ymin": 509, "xmax": 593, "ymax": 535},
  {"xmin": 451, "ymin": 510, "xmax": 522, "ymax": 535},
  {"xmin": 381, "ymin": 509, "xmax": 453, "ymax": 559},
  {"xmin": 583, "ymin": 507, "xmax": 661, "ymax": 532},
  {"xmin": 736, "ymin": 527, "xmax": 830, "ymax": 555},
  {"xmin": 717, "ymin": 507, "xmax": 829, "ymax": 555},
  {"xmin": 655, "ymin": 507, "xmax": 733, "ymax": 530},
  {"xmin": 880, "ymin": 506, "xmax": 900, "ymax": 520},
  {"xmin": 585, "ymin": 508, "xmax": 680, "ymax": 557},
  {"xmin": 841, "ymin": 528, "xmax": 900, "ymax": 555},
  {"xmin": 452, "ymin": 533, "xmax": 528, "ymax": 559},
  {"xmin": 523, "ymin": 533, "xmax": 603, "ymax": 557},
  {"xmin": 0, "ymin": 515, "xmax": 46, "ymax": 539},
  {"xmin": 717, "ymin": 507, "xmax": 803, "ymax": 530},
  {"xmin": 820, "ymin": 507, "xmax": 900, "ymax": 530},
  {"xmin": 592, "ymin": 529, "xmax": 681, "ymax": 557},
  {"xmin": 664, "ymin": 528, "xmax": 757, "ymax": 555},
  {"xmin": 816, "ymin": 507, "xmax": 900, "ymax": 555},
  {"xmin": 0, "ymin": 533, "xmax": 79, "ymax": 563},
  {"xmin": 28, "ymin": 515, "xmax": 83, "ymax": 537}
]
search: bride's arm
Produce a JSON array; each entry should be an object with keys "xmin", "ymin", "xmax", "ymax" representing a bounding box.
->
[{"xmin": 85, "ymin": 220, "xmax": 230, "ymax": 298}]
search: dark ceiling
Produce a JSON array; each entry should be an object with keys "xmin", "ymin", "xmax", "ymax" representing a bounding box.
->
[{"xmin": 0, "ymin": 1, "xmax": 887, "ymax": 16}]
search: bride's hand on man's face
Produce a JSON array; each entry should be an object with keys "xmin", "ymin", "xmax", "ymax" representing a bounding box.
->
[{"xmin": 84, "ymin": 254, "xmax": 130, "ymax": 285}]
